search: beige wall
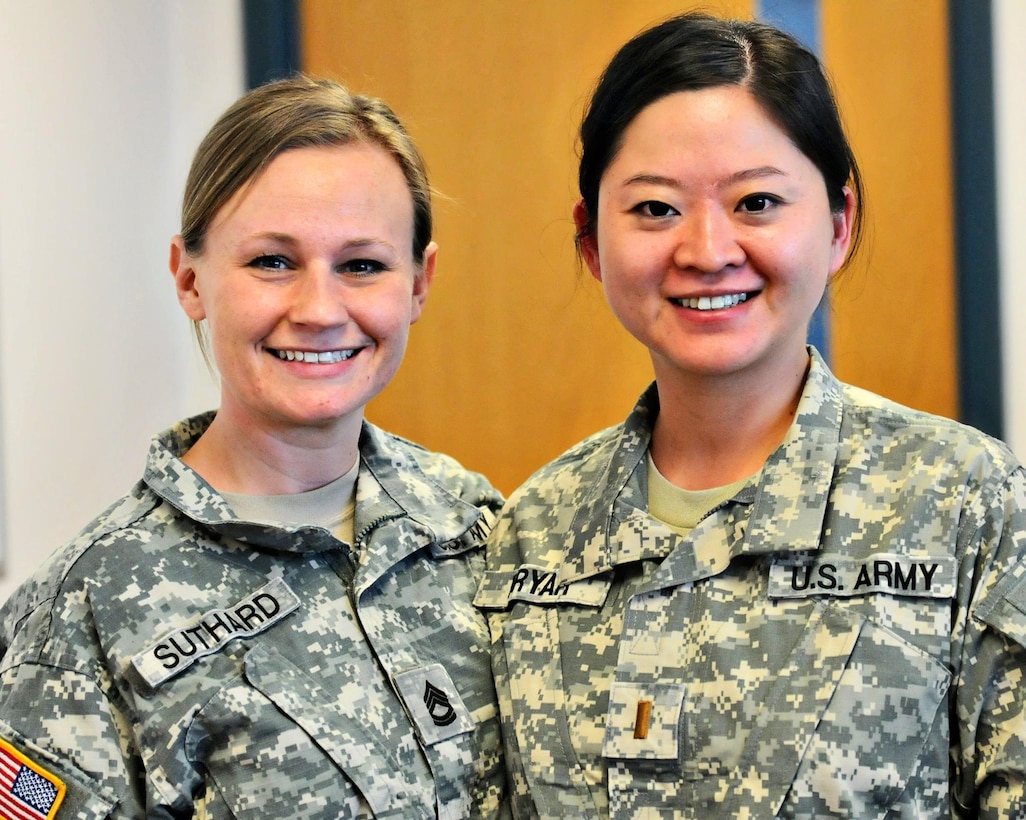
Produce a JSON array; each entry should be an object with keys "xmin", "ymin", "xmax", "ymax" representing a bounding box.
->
[
  {"xmin": 303, "ymin": 0, "xmax": 957, "ymax": 494},
  {"xmin": 0, "ymin": 0, "xmax": 236, "ymax": 602},
  {"xmin": 994, "ymin": 0, "xmax": 1026, "ymax": 460}
]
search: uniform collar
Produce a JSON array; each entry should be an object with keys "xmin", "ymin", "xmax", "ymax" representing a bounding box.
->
[
  {"xmin": 745, "ymin": 349, "xmax": 842, "ymax": 555},
  {"xmin": 558, "ymin": 349, "xmax": 842, "ymax": 583},
  {"xmin": 354, "ymin": 423, "xmax": 490, "ymax": 548},
  {"xmin": 144, "ymin": 414, "xmax": 487, "ymax": 561}
]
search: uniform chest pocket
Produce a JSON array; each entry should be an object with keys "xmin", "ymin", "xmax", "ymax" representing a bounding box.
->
[
  {"xmin": 603, "ymin": 602, "xmax": 951, "ymax": 818},
  {"xmin": 498, "ymin": 608, "xmax": 600, "ymax": 817},
  {"xmin": 770, "ymin": 606, "xmax": 951, "ymax": 817},
  {"xmin": 185, "ymin": 643, "xmax": 436, "ymax": 819}
]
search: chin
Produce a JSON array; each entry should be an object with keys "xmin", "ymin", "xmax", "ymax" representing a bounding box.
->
[{"xmin": 271, "ymin": 403, "xmax": 366, "ymax": 430}]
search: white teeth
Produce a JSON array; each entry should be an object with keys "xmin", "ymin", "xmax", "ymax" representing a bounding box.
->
[
  {"xmin": 678, "ymin": 292, "xmax": 749, "ymax": 311},
  {"xmin": 274, "ymin": 349, "xmax": 354, "ymax": 363}
]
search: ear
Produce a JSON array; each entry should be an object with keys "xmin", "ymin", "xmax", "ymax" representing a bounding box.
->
[
  {"xmin": 827, "ymin": 186, "xmax": 856, "ymax": 277},
  {"xmin": 572, "ymin": 199, "xmax": 602, "ymax": 282},
  {"xmin": 410, "ymin": 241, "xmax": 437, "ymax": 324},
  {"xmin": 169, "ymin": 236, "xmax": 207, "ymax": 321}
]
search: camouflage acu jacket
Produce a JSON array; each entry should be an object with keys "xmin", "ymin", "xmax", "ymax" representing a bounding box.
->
[
  {"xmin": 477, "ymin": 351, "xmax": 1026, "ymax": 818},
  {"xmin": 0, "ymin": 413, "xmax": 507, "ymax": 819}
]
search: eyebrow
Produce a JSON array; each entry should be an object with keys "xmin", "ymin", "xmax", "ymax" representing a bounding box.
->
[
  {"xmin": 248, "ymin": 231, "xmax": 298, "ymax": 245},
  {"xmin": 248, "ymin": 232, "xmax": 394, "ymax": 251},
  {"xmin": 623, "ymin": 166, "xmax": 789, "ymax": 189}
]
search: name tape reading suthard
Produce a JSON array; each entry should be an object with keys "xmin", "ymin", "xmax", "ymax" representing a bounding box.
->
[{"xmin": 132, "ymin": 577, "xmax": 300, "ymax": 688}]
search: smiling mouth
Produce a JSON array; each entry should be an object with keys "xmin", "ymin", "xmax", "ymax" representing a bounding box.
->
[
  {"xmin": 271, "ymin": 348, "xmax": 357, "ymax": 363},
  {"xmin": 670, "ymin": 292, "xmax": 753, "ymax": 311}
]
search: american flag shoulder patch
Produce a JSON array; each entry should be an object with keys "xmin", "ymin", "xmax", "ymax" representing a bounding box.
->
[{"xmin": 0, "ymin": 737, "xmax": 66, "ymax": 820}]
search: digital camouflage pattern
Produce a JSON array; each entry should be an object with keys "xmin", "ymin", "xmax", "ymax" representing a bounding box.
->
[
  {"xmin": 0, "ymin": 412, "xmax": 507, "ymax": 818},
  {"xmin": 478, "ymin": 350, "xmax": 1026, "ymax": 818}
]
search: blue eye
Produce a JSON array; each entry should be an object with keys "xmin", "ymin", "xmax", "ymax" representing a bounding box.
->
[
  {"xmin": 249, "ymin": 254, "xmax": 291, "ymax": 270},
  {"xmin": 341, "ymin": 259, "xmax": 387, "ymax": 276}
]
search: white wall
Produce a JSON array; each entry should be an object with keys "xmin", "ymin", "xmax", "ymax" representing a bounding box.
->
[
  {"xmin": 994, "ymin": 0, "xmax": 1026, "ymax": 461},
  {"xmin": 0, "ymin": 1, "xmax": 239, "ymax": 602}
]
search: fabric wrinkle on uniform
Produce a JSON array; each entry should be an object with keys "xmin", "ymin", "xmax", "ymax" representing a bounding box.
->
[
  {"xmin": 478, "ymin": 348, "xmax": 1026, "ymax": 819},
  {"xmin": 0, "ymin": 411, "xmax": 508, "ymax": 819}
]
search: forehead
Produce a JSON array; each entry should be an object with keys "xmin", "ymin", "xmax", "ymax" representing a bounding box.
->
[
  {"xmin": 213, "ymin": 143, "xmax": 415, "ymax": 238},
  {"xmin": 607, "ymin": 86, "xmax": 811, "ymax": 179},
  {"xmin": 252, "ymin": 142, "xmax": 410, "ymax": 205}
]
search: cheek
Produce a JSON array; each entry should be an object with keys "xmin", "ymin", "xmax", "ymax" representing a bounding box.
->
[
  {"xmin": 598, "ymin": 234, "xmax": 662, "ymax": 288},
  {"xmin": 204, "ymin": 299, "xmax": 277, "ymax": 361},
  {"xmin": 352, "ymin": 291, "xmax": 417, "ymax": 340},
  {"xmin": 748, "ymin": 227, "xmax": 832, "ymax": 289}
]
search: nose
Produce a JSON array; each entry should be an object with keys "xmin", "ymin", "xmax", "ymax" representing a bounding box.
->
[
  {"xmin": 290, "ymin": 265, "xmax": 350, "ymax": 328},
  {"xmin": 671, "ymin": 205, "xmax": 745, "ymax": 274}
]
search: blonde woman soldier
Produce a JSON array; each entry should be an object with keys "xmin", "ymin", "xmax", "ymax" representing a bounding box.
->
[{"xmin": 0, "ymin": 76, "xmax": 507, "ymax": 818}]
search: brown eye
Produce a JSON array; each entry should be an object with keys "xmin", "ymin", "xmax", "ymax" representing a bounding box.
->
[
  {"xmin": 738, "ymin": 194, "xmax": 780, "ymax": 213},
  {"xmin": 637, "ymin": 201, "xmax": 679, "ymax": 217}
]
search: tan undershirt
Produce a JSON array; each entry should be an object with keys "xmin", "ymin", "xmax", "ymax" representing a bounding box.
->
[
  {"xmin": 222, "ymin": 461, "xmax": 358, "ymax": 545},
  {"xmin": 646, "ymin": 452, "xmax": 750, "ymax": 534}
]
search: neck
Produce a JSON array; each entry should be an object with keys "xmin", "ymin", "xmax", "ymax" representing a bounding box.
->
[
  {"xmin": 649, "ymin": 349, "xmax": 810, "ymax": 490},
  {"xmin": 182, "ymin": 407, "xmax": 362, "ymax": 495}
]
